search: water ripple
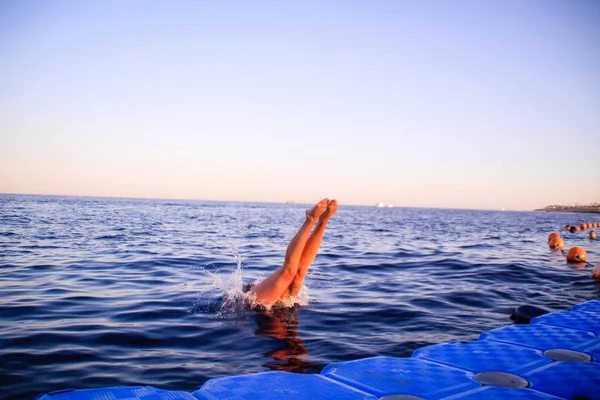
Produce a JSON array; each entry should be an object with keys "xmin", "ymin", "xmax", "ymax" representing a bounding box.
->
[{"xmin": 0, "ymin": 194, "xmax": 599, "ymax": 400}]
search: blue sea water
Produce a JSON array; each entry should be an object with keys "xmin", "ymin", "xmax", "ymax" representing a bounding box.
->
[{"xmin": 1, "ymin": 194, "xmax": 599, "ymax": 400}]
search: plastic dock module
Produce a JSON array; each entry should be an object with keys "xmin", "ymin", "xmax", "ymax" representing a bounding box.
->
[
  {"xmin": 321, "ymin": 356, "xmax": 481, "ymax": 399},
  {"xmin": 523, "ymin": 361, "xmax": 600, "ymax": 399},
  {"xmin": 439, "ymin": 387, "xmax": 564, "ymax": 400},
  {"xmin": 532, "ymin": 310, "xmax": 600, "ymax": 335},
  {"xmin": 34, "ymin": 386, "xmax": 198, "ymax": 400},
  {"xmin": 572, "ymin": 299, "xmax": 600, "ymax": 314},
  {"xmin": 192, "ymin": 371, "xmax": 377, "ymax": 400},
  {"xmin": 479, "ymin": 324, "xmax": 599, "ymax": 354},
  {"xmin": 411, "ymin": 340, "xmax": 551, "ymax": 375},
  {"xmin": 34, "ymin": 300, "xmax": 600, "ymax": 400},
  {"xmin": 584, "ymin": 341, "xmax": 600, "ymax": 361}
]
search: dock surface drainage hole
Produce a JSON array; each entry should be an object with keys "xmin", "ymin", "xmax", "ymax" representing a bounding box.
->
[
  {"xmin": 543, "ymin": 349, "xmax": 592, "ymax": 362},
  {"xmin": 474, "ymin": 371, "xmax": 529, "ymax": 388}
]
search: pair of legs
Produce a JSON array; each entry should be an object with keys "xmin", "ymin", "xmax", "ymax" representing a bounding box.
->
[{"xmin": 251, "ymin": 199, "xmax": 338, "ymax": 305}]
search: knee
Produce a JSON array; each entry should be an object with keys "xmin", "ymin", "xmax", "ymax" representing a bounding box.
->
[{"xmin": 280, "ymin": 262, "xmax": 298, "ymax": 280}]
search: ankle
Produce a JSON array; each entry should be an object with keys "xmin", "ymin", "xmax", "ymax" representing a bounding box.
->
[
  {"xmin": 305, "ymin": 215, "xmax": 318, "ymax": 224},
  {"xmin": 318, "ymin": 216, "xmax": 330, "ymax": 225}
]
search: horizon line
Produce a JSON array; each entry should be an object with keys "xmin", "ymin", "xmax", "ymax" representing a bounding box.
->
[{"xmin": 0, "ymin": 190, "xmax": 535, "ymax": 212}]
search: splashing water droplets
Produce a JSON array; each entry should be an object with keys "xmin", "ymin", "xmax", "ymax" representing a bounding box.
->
[
  {"xmin": 203, "ymin": 252, "xmax": 254, "ymax": 315},
  {"xmin": 192, "ymin": 251, "xmax": 311, "ymax": 315}
]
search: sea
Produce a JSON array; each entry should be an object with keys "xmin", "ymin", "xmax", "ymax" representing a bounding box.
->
[{"xmin": 1, "ymin": 194, "xmax": 599, "ymax": 400}]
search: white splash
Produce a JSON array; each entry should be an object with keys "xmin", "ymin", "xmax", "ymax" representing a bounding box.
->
[
  {"xmin": 203, "ymin": 251, "xmax": 310, "ymax": 314},
  {"xmin": 205, "ymin": 251, "xmax": 253, "ymax": 314}
]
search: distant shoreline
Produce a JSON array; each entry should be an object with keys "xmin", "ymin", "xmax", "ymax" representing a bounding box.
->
[{"xmin": 535, "ymin": 205, "xmax": 600, "ymax": 214}]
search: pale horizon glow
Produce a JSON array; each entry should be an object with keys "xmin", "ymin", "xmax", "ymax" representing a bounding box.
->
[{"xmin": 1, "ymin": 1, "xmax": 599, "ymax": 210}]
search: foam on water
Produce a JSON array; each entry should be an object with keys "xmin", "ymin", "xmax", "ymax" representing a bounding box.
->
[
  {"xmin": 197, "ymin": 251, "xmax": 309, "ymax": 315},
  {"xmin": 209, "ymin": 252, "xmax": 252, "ymax": 312}
]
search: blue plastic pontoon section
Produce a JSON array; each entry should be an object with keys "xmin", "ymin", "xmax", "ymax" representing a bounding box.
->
[
  {"xmin": 321, "ymin": 356, "xmax": 480, "ymax": 399},
  {"xmin": 532, "ymin": 310, "xmax": 600, "ymax": 334},
  {"xmin": 584, "ymin": 341, "xmax": 600, "ymax": 361},
  {"xmin": 523, "ymin": 361, "xmax": 600, "ymax": 399},
  {"xmin": 34, "ymin": 300, "xmax": 600, "ymax": 400},
  {"xmin": 192, "ymin": 371, "xmax": 376, "ymax": 400},
  {"xmin": 479, "ymin": 323, "xmax": 599, "ymax": 354},
  {"xmin": 439, "ymin": 387, "xmax": 564, "ymax": 400},
  {"xmin": 572, "ymin": 299, "xmax": 600, "ymax": 313},
  {"xmin": 34, "ymin": 386, "xmax": 197, "ymax": 400},
  {"xmin": 411, "ymin": 340, "xmax": 551, "ymax": 375}
]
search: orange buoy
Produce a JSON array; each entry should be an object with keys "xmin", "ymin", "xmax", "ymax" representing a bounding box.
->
[
  {"xmin": 549, "ymin": 237, "xmax": 565, "ymax": 250},
  {"xmin": 581, "ymin": 223, "xmax": 587, "ymax": 230},
  {"xmin": 566, "ymin": 247, "xmax": 587, "ymax": 263},
  {"xmin": 565, "ymin": 225, "xmax": 571, "ymax": 231},
  {"xmin": 575, "ymin": 226, "xmax": 581, "ymax": 232},
  {"xmin": 548, "ymin": 232, "xmax": 560, "ymax": 242},
  {"xmin": 591, "ymin": 231, "xmax": 597, "ymax": 240}
]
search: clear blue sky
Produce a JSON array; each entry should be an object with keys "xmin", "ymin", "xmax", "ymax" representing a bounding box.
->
[{"xmin": 1, "ymin": 0, "xmax": 599, "ymax": 209}]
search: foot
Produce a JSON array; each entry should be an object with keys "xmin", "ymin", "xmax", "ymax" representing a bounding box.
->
[
  {"xmin": 321, "ymin": 199, "xmax": 338, "ymax": 220},
  {"xmin": 306, "ymin": 199, "xmax": 329, "ymax": 221}
]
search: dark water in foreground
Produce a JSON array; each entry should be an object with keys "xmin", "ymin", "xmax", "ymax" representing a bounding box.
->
[{"xmin": 1, "ymin": 194, "xmax": 599, "ymax": 400}]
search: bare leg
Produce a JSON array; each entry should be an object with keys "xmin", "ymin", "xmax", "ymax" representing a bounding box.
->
[
  {"xmin": 251, "ymin": 199, "xmax": 329, "ymax": 304},
  {"xmin": 286, "ymin": 200, "xmax": 338, "ymax": 298}
]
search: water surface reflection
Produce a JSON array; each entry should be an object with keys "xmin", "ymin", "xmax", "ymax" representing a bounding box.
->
[{"xmin": 254, "ymin": 307, "xmax": 319, "ymax": 373}]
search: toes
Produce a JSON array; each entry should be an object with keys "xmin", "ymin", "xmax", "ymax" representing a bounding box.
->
[
  {"xmin": 322, "ymin": 199, "xmax": 338, "ymax": 218},
  {"xmin": 315, "ymin": 199, "xmax": 328, "ymax": 215},
  {"xmin": 307, "ymin": 199, "xmax": 329, "ymax": 219},
  {"xmin": 329, "ymin": 199, "xmax": 338, "ymax": 209}
]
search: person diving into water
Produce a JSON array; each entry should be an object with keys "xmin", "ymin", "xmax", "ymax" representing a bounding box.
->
[{"xmin": 246, "ymin": 198, "xmax": 338, "ymax": 307}]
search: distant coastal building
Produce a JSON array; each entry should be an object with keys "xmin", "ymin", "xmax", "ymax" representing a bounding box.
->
[{"xmin": 535, "ymin": 202, "xmax": 600, "ymax": 213}]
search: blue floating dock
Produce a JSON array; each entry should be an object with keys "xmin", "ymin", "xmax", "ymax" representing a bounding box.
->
[
  {"xmin": 412, "ymin": 340, "xmax": 551, "ymax": 375},
  {"xmin": 522, "ymin": 361, "xmax": 600, "ymax": 399},
  {"xmin": 321, "ymin": 356, "xmax": 481, "ymax": 399},
  {"xmin": 193, "ymin": 371, "xmax": 376, "ymax": 400},
  {"xmin": 36, "ymin": 300, "xmax": 600, "ymax": 400},
  {"xmin": 479, "ymin": 323, "xmax": 599, "ymax": 354},
  {"xmin": 572, "ymin": 299, "xmax": 600, "ymax": 314},
  {"xmin": 439, "ymin": 387, "xmax": 564, "ymax": 399},
  {"xmin": 35, "ymin": 386, "xmax": 198, "ymax": 400},
  {"xmin": 532, "ymin": 310, "xmax": 600, "ymax": 335}
]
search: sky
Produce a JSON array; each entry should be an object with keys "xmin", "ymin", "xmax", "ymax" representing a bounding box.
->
[{"xmin": 1, "ymin": 0, "xmax": 599, "ymax": 210}]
